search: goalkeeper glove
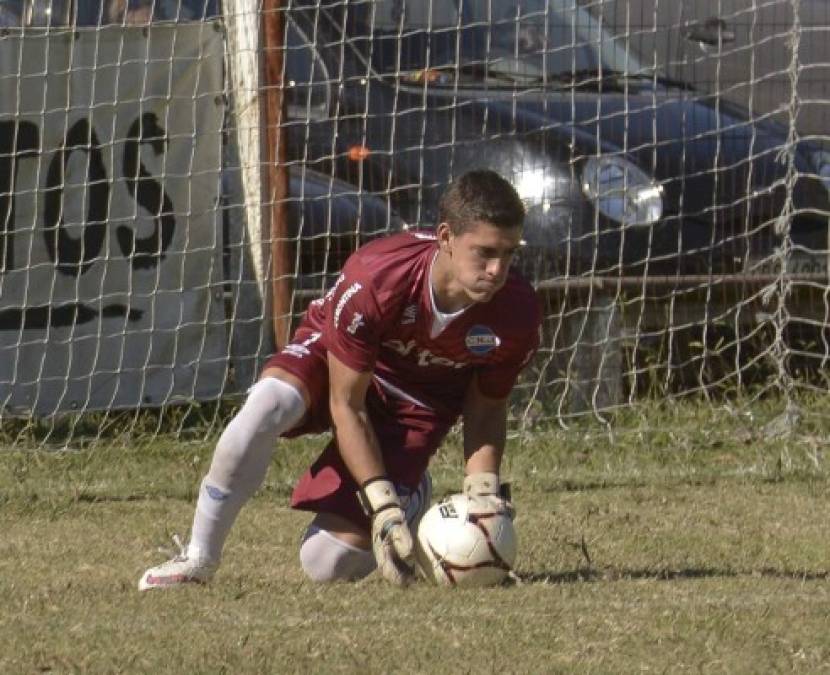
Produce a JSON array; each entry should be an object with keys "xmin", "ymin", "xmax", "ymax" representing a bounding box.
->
[
  {"xmin": 358, "ymin": 477, "xmax": 416, "ymax": 586},
  {"xmin": 463, "ymin": 472, "xmax": 515, "ymax": 520}
]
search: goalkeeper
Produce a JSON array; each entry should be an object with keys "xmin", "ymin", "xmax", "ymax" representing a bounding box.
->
[{"xmin": 139, "ymin": 169, "xmax": 541, "ymax": 588}]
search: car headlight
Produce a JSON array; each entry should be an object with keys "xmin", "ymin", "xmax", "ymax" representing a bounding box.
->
[
  {"xmin": 514, "ymin": 169, "xmax": 567, "ymax": 204},
  {"xmin": 581, "ymin": 156, "xmax": 663, "ymax": 227},
  {"xmin": 513, "ymin": 167, "xmax": 575, "ymax": 216}
]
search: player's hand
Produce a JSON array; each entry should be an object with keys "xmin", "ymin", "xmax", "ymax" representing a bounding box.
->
[
  {"xmin": 358, "ymin": 478, "xmax": 416, "ymax": 586},
  {"xmin": 463, "ymin": 472, "xmax": 515, "ymax": 520}
]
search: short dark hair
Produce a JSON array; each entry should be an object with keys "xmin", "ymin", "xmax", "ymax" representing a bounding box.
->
[{"xmin": 438, "ymin": 170, "xmax": 525, "ymax": 234}]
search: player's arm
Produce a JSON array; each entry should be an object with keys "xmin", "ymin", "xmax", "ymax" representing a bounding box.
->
[
  {"xmin": 461, "ymin": 374, "xmax": 514, "ymax": 517},
  {"xmin": 327, "ymin": 352, "xmax": 416, "ymax": 586},
  {"xmin": 463, "ymin": 373, "xmax": 507, "ymax": 473},
  {"xmin": 327, "ymin": 351, "xmax": 385, "ymax": 484}
]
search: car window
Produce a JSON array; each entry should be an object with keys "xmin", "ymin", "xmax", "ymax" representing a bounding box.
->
[
  {"xmin": 7, "ymin": 0, "xmax": 73, "ymax": 26},
  {"xmin": 0, "ymin": 0, "xmax": 22, "ymax": 26},
  {"xmin": 355, "ymin": 0, "xmax": 646, "ymax": 83},
  {"xmin": 284, "ymin": 17, "xmax": 330, "ymax": 121},
  {"xmin": 372, "ymin": 0, "xmax": 458, "ymax": 29},
  {"xmin": 36, "ymin": 0, "xmax": 220, "ymax": 27},
  {"xmin": 0, "ymin": 0, "xmax": 19, "ymax": 26}
]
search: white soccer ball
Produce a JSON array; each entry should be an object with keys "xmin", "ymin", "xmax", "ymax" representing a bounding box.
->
[{"xmin": 414, "ymin": 493, "xmax": 517, "ymax": 587}]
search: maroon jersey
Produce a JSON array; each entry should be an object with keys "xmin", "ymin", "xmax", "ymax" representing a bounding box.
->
[
  {"xmin": 300, "ymin": 230, "xmax": 541, "ymax": 424},
  {"xmin": 281, "ymin": 230, "xmax": 541, "ymax": 527}
]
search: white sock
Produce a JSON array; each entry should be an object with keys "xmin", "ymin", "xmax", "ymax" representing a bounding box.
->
[
  {"xmin": 296, "ymin": 474, "xmax": 432, "ymax": 583},
  {"xmin": 187, "ymin": 377, "xmax": 306, "ymax": 562},
  {"xmin": 298, "ymin": 525, "xmax": 376, "ymax": 583}
]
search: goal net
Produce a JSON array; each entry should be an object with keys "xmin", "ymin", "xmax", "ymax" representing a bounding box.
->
[{"xmin": 1, "ymin": 0, "xmax": 828, "ymax": 445}]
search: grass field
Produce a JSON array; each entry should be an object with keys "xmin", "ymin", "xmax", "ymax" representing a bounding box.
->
[{"xmin": 2, "ymin": 398, "xmax": 830, "ymax": 673}]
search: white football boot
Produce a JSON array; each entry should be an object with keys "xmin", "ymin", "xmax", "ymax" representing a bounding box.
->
[{"xmin": 138, "ymin": 535, "xmax": 217, "ymax": 591}]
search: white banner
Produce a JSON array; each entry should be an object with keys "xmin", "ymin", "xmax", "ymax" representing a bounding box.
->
[{"xmin": 0, "ymin": 24, "xmax": 228, "ymax": 416}]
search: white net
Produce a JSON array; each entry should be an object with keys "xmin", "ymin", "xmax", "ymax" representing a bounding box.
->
[{"xmin": 1, "ymin": 0, "xmax": 829, "ymax": 444}]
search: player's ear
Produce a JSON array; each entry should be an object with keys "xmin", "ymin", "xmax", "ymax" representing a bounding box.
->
[{"xmin": 436, "ymin": 222, "xmax": 452, "ymax": 254}]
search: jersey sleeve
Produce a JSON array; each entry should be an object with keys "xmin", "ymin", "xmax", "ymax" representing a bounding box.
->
[
  {"xmin": 476, "ymin": 303, "xmax": 542, "ymax": 399},
  {"xmin": 320, "ymin": 258, "xmax": 386, "ymax": 373}
]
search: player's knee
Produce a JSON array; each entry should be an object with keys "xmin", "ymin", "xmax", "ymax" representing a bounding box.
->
[
  {"xmin": 299, "ymin": 526, "xmax": 376, "ymax": 583},
  {"xmin": 246, "ymin": 377, "xmax": 306, "ymax": 435},
  {"xmin": 213, "ymin": 378, "xmax": 306, "ymax": 471}
]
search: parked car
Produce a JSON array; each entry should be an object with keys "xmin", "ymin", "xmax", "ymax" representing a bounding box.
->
[
  {"xmin": 598, "ymin": 0, "xmax": 830, "ymax": 140},
  {"xmin": 281, "ymin": 0, "xmax": 830, "ymax": 281},
  {"xmin": 285, "ymin": 166, "xmax": 404, "ymax": 292},
  {"xmin": 222, "ymin": 164, "xmax": 403, "ymax": 303}
]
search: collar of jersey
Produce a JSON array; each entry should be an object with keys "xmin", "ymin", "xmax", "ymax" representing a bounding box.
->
[{"xmin": 428, "ymin": 250, "xmax": 470, "ymax": 339}]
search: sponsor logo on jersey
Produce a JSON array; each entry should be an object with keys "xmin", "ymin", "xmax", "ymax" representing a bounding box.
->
[
  {"xmin": 465, "ymin": 325, "xmax": 501, "ymax": 355},
  {"xmin": 383, "ymin": 338, "xmax": 466, "ymax": 369},
  {"xmin": 334, "ymin": 282, "xmax": 363, "ymax": 328},
  {"xmin": 401, "ymin": 303, "xmax": 418, "ymax": 325}
]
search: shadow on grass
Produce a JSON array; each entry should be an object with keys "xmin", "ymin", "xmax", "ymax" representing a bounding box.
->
[
  {"xmin": 534, "ymin": 475, "xmax": 729, "ymax": 494},
  {"xmin": 538, "ymin": 471, "xmax": 826, "ymax": 493},
  {"xmin": 518, "ymin": 566, "xmax": 829, "ymax": 584}
]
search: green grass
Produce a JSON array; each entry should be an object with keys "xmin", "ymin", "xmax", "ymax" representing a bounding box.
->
[{"xmin": 2, "ymin": 398, "xmax": 830, "ymax": 673}]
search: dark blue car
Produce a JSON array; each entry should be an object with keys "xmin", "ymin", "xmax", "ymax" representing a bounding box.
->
[
  {"xmin": 282, "ymin": 0, "xmax": 830, "ymax": 281},
  {"xmin": 286, "ymin": 167, "xmax": 404, "ymax": 292}
]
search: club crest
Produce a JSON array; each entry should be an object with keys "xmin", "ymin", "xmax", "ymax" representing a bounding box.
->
[{"xmin": 465, "ymin": 325, "xmax": 500, "ymax": 355}]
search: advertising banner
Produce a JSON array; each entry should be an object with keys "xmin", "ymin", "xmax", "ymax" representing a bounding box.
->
[{"xmin": 0, "ymin": 24, "xmax": 228, "ymax": 415}]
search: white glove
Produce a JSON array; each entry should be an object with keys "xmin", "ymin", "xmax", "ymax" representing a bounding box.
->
[
  {"xmin": 358, "ymin": 478, "xmax": 416, "ymax": 586},
  {"xmin": 463, "ymin": 472, "xmax": 515, "ymax": 520}
]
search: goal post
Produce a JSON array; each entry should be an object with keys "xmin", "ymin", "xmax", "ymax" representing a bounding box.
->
[
  {"xmin": 260, "ymin": 0, "xmax": 293, "ymax": 350},
  {"xmin": 222, "ymin": 0, "xmax": 291, "ymax": 367},
  {"xmin": 220, "ymin": 0, "xmax": 272, "ymax": 392}
]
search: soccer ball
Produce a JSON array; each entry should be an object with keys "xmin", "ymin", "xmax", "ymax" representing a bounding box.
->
[{"xmin": 414, "ymin": 493, "xmax": 517, "ymax": 587}]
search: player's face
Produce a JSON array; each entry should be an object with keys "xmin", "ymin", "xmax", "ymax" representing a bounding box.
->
[{"xmin": 441, "ymin": 220, "xmax": 523, "ymax": 303}]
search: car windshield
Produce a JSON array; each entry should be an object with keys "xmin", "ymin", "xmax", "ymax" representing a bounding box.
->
[
  {"xmin": 0, "ymin": 0, "xmax": 218, "ymax": 27},
  {"xmin": 350, "ymin": 0, "xmax": 647, "ymax": 85}
]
